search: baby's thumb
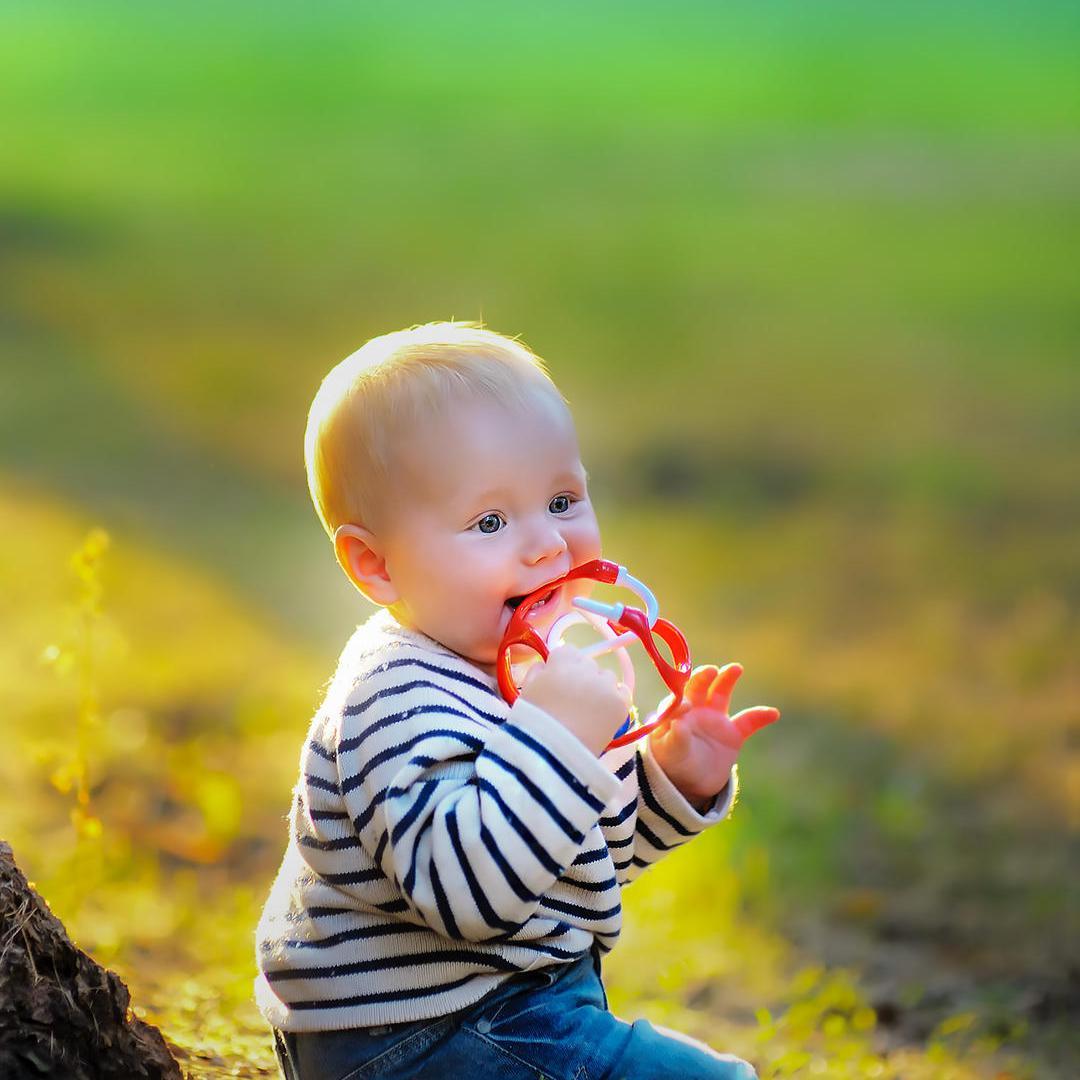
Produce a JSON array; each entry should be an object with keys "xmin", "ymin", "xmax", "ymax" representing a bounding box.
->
[
  {"xmin": 519, "ymin": 658, "xmax": 544, "ymax": 690},
  {"xmin": 732, "ymin": 706, "xmax": 780, "ymax": 740},
  {"xmin": 615, "ymin": 681, "xmax": 633, "ymax": 709}
]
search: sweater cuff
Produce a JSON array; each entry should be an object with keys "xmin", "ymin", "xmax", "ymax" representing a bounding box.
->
[
  {"xmin": 504, "ymin": 697, "xmax": 624, "ymax": 810},
  {"xmin": 642, "ymin": 750, "xmax": 739, "ymax": 830}
]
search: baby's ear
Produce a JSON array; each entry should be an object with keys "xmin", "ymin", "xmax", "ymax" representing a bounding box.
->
[{"xmin": 334, "ymin": 525, "xmax": 399, "ymax": 606}]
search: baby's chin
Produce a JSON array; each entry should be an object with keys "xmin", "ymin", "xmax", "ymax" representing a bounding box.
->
[{"xmin": 467, "ymin": 642, "xmax": 538, "ymax": 681}]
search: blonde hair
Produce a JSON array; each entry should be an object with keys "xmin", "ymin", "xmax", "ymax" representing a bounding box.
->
[{"xmin": 304, "ymin": 321, "xmax": 566, "ymax": 538}]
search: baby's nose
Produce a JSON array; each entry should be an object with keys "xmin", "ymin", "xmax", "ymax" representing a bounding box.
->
[{"xmin": 525, "ymin": 521, "xmax": 569, "ymax": 563}]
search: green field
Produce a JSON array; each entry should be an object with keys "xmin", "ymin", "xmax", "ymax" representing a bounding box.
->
[{"xmin": 2, "ymin": 4, "xmax": 1077, "ymax": 1077}]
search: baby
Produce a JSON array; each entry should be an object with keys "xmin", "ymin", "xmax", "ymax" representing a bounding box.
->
[{"xmin": 256, "ymin": 322, "xmax": 779, "ymax": 1079}]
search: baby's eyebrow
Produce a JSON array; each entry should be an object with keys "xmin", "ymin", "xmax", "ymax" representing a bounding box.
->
[{"xmin": 469, "ymin": 470, "xmax": 588, "ymax": 505}]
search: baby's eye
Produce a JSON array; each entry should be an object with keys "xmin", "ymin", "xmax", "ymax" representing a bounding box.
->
[
  {"xmin": 475, "ymin": 513, "xmax": 505, "ymax": 535},
  {"xmin": 550, "ymin": 494, "xmax": 573, "ymax": 514}
]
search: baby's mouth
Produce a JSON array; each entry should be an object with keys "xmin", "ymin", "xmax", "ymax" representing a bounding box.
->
[{"xmin": 505, "ymin": 586, "xmax": 558, "ymax": 613}]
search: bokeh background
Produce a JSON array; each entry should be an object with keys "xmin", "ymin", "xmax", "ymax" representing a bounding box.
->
[{"xmin": 2, "ymin": 3, "xmax": 1077, "ymax": 1077}]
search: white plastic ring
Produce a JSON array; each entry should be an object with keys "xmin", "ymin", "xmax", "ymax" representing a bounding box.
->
[{"xmin": 545, "ymin": 608, "xmax": 635, "ymax": 699}]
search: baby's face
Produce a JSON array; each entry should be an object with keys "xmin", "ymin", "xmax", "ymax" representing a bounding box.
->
[{"xmin": 376, "ymin": 389, "xmax": 602, "ymax": 674}]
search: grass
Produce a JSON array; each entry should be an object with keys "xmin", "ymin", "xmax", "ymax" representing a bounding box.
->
[{"xmin": 1, "ymin": 3, "xmax": 1077, "ymax": 1076}]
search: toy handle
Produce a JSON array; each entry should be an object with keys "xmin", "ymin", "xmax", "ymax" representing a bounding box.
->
[
  {"xmin": 600, "ymin": 611, "xmax": 692, "ymax": 749},
  {"xmin": 496, "ymin": 622, "xmax": 548, "ymax": 705}
]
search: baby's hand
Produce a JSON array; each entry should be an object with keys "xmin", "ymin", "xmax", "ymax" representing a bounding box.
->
[
  {"xmin": 650, "ymin": 663, "xmax": 780, "ymax": 807},
  {"xmin": 520, "ymin": 646, "xmax": 631, "ymax": 756}
]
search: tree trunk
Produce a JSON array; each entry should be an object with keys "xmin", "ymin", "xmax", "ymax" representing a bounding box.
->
[{"xmin": 0, "ymin": 841, "xmax": 182, "ymax": 1079}]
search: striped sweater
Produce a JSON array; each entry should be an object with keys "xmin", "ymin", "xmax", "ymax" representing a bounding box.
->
[{"xmin": 255, "ymin": 608, "xmax": 738, "ymax": 1032}]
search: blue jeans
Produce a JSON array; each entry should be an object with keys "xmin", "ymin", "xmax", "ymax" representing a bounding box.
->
[{"xmin": 272, "ymin": 948, "xmax": 757, "ymax": 1079}]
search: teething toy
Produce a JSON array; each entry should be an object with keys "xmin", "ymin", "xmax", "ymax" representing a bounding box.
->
[{"xmin": 496, "ymin": 558, "xmax": 692, "ymax": 750}]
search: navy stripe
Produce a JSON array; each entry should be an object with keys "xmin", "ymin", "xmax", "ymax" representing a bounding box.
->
[
  {"xmin": 342, "ymin": 727, "xmax": 484, "ymax": 794},
  {"xmin": 306, "ymin": 740, "xmax": 336, "ymax": 763},
  {"xmin": 521, "ymin": 940, "xmax": 582, "ymax": 960},
  {"xmin": 408, "ymin": 751, "xmax": 477, "ymax": 770},
  {"xmin": 477, "ymin": 777, "xmax": 563, "ymax": 877},
  {"xmin": 375, "ymin": 898, "xmax": 408, "ymax": 914},
  {"xmin": 343, "ymin": 677, "xmax": 501, "ymax": 735},
  {"xmin": 480, "ymin": 823, "xmax": 537, "ymax": 903},
  {"xmin": 266, "ymin": 947, "xmax": 520, "ymax": 983},
  {"xmin": 357, "ymin": 657, "xmax": 499, "ymax": 701},
  {"xmin": 446, "ymin": 809, "xmax": 520, "ymax": 934},
  {"xmin": 606, "ymin": 834, "xmax": 633, "ymax": 849},
  {"xmin": 502, "ymin": 723, "xmax": 605, "ymax": 812},
  {"xmin": 558, "ymin": 875, "xmax": 618, "ymax": 894},
  {"xmin": 403, "ymin": 817, "xmax": 434, "ymax": 898},
  {"xmin": 304, "ymin": 774, "xmax": 340, "ymax": 795},
  {"xmin": 310, "ymin": 810, "xmax": 350, "ymax": 822},
  {"xmin": 536, "ymin": 919, "xmax": 574, "ymax": 941},
  {"xmin": 430, "ymin": 862, "xmax": 461, "ymax": 938},
  {"xmin": 600, "ymin": 799, "xmax": 635, "ymax": 828},
  {"xmin": 320, "ymin": 867, "xmax": 385, "ymax": 886},
  {"xmin": 540, "ymin": 895, "xmax": 621, "ymax": 921},
  {"xmin": 390, "ymin": 779, "xmax": 439, "ymax": 844},
  {"xmin": 594, "ymin": 929, "xmax": 619, "ymax": 953},
  {"xmin": 298, "ymin": 834, "xmax": 363, "ymax": 853},
  {"xmin": 351, "ymin": 788, "xmax": 388, "ymax": 835},
  {"xmin": 373, "ymin": 831, "xmax": 388, "ymax": 866},
  {"xmin": 635, "ymin": 752, "xmax": 695, "ymax": 837},
  {"xmin": 290, "ymin": 974, "xmax": 481, "ymax": 1010},
  {"xmin": 614, "ymin": 757, "xmax": 635, "ymax": 780},
  {"xmin": 279, "ymin": 923, "xmax": 581, "ymax": 959},
  {"xmin": 572, "ymin": 846, "xmax": 609, "ymax": 867},
  {"xmin": 339, "ymin": 702, "xmax": 486, "ymax": 756},
  {"xmin": 486, "ymin": 751, "xmax": 584, "ymax": 844},
  {"xmin": 276, "ymin": 921, "xmax": 420, "ymax": 950},
  {"xmin": 636, "ymin": 818, "xmax": 676, "ymax": 853}
]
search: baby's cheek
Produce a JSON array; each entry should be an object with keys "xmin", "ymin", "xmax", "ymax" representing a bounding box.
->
[{"xmin": 574, "ymin": 523, "xmax": 602, "ymax": 557}]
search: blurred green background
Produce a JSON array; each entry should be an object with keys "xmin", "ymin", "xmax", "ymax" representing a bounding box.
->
[{"xmin": 2, "ymin": 3, "xmax": 1077, "ymax": 1077}]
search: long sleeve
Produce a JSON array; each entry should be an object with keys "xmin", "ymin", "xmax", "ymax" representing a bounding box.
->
[
  {"xmin": 594, "ymin": 740, "xmax": 737, "ymax": 888},
  {"xmin": 333, "ymin": 653, "xmax": 622, "ymax": 942}
]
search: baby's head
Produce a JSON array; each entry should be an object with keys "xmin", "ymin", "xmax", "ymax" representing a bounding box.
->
[{"xmin": 305, "ymin": 322, "xmax": 602, "ymax": 673}]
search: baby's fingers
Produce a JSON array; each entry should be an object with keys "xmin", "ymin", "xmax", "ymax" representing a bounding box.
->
[
  {"xmin": 731, "ymin": 705, "xmax": 780, "ymax": 741},
  {"xmin": 685, "ymin": 665, "xmax": 721, "ymax": 707},
  {"xmin": 706, "ymin": 663, "xmax": 743, "ymax": 714}
]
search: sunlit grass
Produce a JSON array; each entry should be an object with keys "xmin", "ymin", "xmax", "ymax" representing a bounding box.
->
[
  {"xmin": 0, "ymin": 485, "xmax": 316, "ymax": 955},
  {"xmin": 3, "ymin": 490, "xmax": 1069, "ymax": 1075}
]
